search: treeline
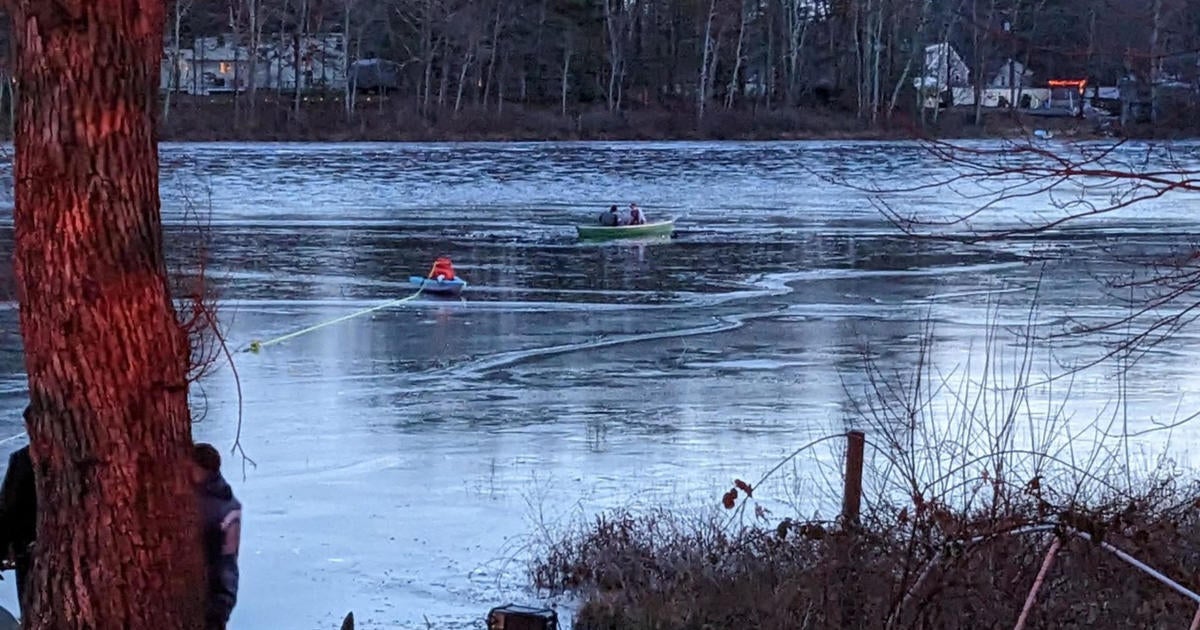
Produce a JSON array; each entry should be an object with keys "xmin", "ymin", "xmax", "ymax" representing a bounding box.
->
[
  {"xmin": 188, "ymin": 0, "xmax": 1200, "ymax": 112},
  {"xmin": 4, "ymin": 0, "xmax": 1200, "ymax": 139}
]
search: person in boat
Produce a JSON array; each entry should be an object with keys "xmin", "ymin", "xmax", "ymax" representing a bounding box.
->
[
  {"xmin": 193, "ymin": 443, "xmax": 242, "ymax": 630},
  {"xmin": 431, "ymin": 256, "xmax": 456, "ymax": 281},
  {"xmin": 598, "ymin": 205, "xmax": 620, "ymax": 227},
  {"xmin": 0, "ymin": 418, "xmax": 34, "ymax": 615},
  {"xmin": 628, "ymin": 203, "xmax": 646, "ymax": 225}
]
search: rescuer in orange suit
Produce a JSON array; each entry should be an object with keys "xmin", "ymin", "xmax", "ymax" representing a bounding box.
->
[{"xmin": 431, "ymin": 257, "xmax": 456, "ymax": 281}]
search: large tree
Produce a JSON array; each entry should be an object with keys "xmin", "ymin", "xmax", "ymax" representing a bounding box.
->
[{"xmin": 8, "ymin": 0, "xmax": 206, "ymax": 628}]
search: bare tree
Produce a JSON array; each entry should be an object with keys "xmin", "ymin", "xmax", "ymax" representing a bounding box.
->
[
  {"xmin": 724, "ymin": 0, "xmax": 748, "ymax": 109},
  {"xmin": 697, "ymin": 0, "xmax": 717, "ymax": 121},
  {"xmin": 603, "ymin": 0, "xmax": 631, "ymax": 111},
  {"xmin": 164, "ymin": 0, "xmax": 195, "ymax": 123}
]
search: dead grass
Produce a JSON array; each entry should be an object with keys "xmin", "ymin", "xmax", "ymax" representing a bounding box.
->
[
  {"xmin": 534, "ymin": 478, "xmax": 1200, "ymax": 629},
  {"xmin": 533, "ymin": 301, "xmax": 1200, "ymax": 629}
]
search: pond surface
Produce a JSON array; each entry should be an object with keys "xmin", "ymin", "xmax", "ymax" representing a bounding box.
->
[{"xmin": 0, "ymin": 140, "xmax": 1197, "ymax": 628}]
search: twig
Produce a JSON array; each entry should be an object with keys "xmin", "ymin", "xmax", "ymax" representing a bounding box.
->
[{"xmin": 1012, "ymin": 535, "xmax": 1063, "ymax": 630}]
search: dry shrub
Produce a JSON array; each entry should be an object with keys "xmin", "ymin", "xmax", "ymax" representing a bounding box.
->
[
  {"xmin": 534, "ymin": 481, "xmax": 1200, "ymax": 630},
  {"xmin": 534, "ymin": 303, "xmax": 1200, "ymax": 629}
]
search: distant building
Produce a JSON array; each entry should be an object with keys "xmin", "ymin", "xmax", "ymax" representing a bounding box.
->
[
  {"xmin": 348, "ymin": 59, "xmax": 401, "ymax": 92},
  {"xmin": 261, "ymin": 33, "xmax": 348, "ymax": 92},
  {"xmin": 920, "ymin": 43, "xmax": 971, "ymax": 89},
  {"xmin": 192, "ymin": 36, "xmax": 249, "ymax": 94},
  {"xmin": 988, "ymin": 59, "xmax": 1034, "ymax": 89},
  {"xmin": 162, "ymin": 32, "xmax": 349, "ymax": 95}
]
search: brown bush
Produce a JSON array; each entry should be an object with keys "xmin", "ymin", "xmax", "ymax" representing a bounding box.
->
[{"xmin": 533, "ymin": 482, "xmax": 1200, "ymax": 630}]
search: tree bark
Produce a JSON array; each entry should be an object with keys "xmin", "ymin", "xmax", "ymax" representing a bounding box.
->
[
  {"xmin": 603, "ymin": 0, "xmax": 627, "ymax": 111},
  {"xmin": 697, "ymin": 0, "xmax": 716, "ymax": 122},
  {"xmin": 482, "ymin": 0, "xmax": 503, "ymax": 112},
  {"xmin": 561, "ymin": 36, "xmax": 572, "ymax": 117},
  {"xmin": 454, "ymin": 53, "xmax": 472, "ymax": 113},
  {"xmin": 7, "ymin": 1, "xmax": 206, "ymax": 628},
  {"xmin": 247, "ymin": 0, "xmax": 262, "ymax": 121},
  {"xmin": 419, "ymin": 0, "xmax": 434, "ymax": 115},
  {"xmin": 725, "ymin": 0, "xmax": 747, "ymax": 110},
  {"xmin": 344, "ymin": 0, "xmax": 353, "ymax": 119},
  {"xmin": 294, "ymin": 0, "xmax": 310, "ymax": 116},
  {"xmin": 231, "ymin": 3, "xmax": 244, "ymax": 127}
]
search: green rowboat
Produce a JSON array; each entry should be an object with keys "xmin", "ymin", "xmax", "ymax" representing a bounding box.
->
[{"xmin": 576, "ymin": 219, "xmax": 675, "ymax": 241}]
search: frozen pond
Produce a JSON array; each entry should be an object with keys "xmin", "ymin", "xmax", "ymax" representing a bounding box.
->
[{"xmin": 0, "ymin": 141, "xmax": 1198, "ymax": 628}]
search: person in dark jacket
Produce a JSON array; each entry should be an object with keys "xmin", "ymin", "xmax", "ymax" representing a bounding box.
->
[
  {"xmin": 0, "ymin": 439, "xmax": 34, "ymax": 615},
  {"xmin": 598, "ymin": 205, "xmax": 620, "ymax": 226},
  {"xmin": 192, "ymin": 443, "xmax": 241, "ymax": 630}
]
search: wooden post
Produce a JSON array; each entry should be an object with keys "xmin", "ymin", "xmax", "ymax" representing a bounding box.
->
[{"xmin": 842, "ymin": 430, "xmax": 865, "ymax": 526}]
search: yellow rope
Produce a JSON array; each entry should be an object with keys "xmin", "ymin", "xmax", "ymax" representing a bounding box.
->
[{"xmin": 245, "ymin": 262, "xmax": 448, "ymax": 353}]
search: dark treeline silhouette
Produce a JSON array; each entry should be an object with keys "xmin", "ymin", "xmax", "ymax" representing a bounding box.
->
[{"xmin": 2, "ymin": 0, "xmax": 1199, "ymax": 140}]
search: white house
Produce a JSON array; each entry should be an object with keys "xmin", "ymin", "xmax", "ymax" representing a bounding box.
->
[
  {"xmin": 161, "ymin": 47, "xmax": 194, "ymax": 93},
  {"xmin": 261, "ymin": 33, "xmax": 348, "ymax": 92},
  {"xmin": 920, "ymin": 43, "xmax": 970, "ymax": 89},
  {"xmin": 951, "ymin": 87, "xmax": 1049, "ymax": 109},
  {"xmin": 161, "ymin": 33, "xmax": 349, "ymax": 94},
  {"xmin": 989, "ymin": 59, "xmax": 1034, "ymax": 88},
  {"xmin": 191, "ymin": 35, "xmax": 250, "ymax": 94}
]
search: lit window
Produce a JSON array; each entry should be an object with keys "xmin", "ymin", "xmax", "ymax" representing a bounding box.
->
[{"xmin": 219, "ymin": 62, "xmax": 231, "ymax": 73}]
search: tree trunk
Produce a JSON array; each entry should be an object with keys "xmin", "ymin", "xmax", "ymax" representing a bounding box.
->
[
  {"xmin": 7, "ymin": 1, "xmax": 206, "ymax": 628},
  {"xmin": 482, "ymin": 0, "xmax": 503, "ymax": 112},
  {"xmin": 869, "ymin": 0, "xmax": 883, "ymax": 125},
  {"xmin": 294, "ymin": 0, "xmax": 310, "ymax": 116},
  {"xmin": 888, "ymin": 0, "xmax": 930, "ymax": 120},
  {"xmin": 231, "ymin": 4, "xmax": 243, "ymax": 127},
  {"xmin": 164, "ymin": 0, "xmax": 190, "ymax": 123},
  {"xmin": 343, "ymin": 0, "xmax": 353, "ymax": 119},
  {"xmin": 419, "ymin": 0, "xmax": 434, "ymax": 115},
  {"xmin": 1150, "ymin": 0, "xmax": 1162, "ymax": 123},
  {"xmin": 697, "ymin": 0, "xmax": 716, "ymax": 122},
  {"xmin": 561, "ymin": 37, "xmax": 572, "ymax": 117},
  {"xmin": 247, "ymin": 0, "xmax": 261, "ymax": 121},
  {"xmin": 764, "ymin": 0, "xmax": 774, "ymax": 108},
  {"xmin": 454, "ymin": 54, "xmax": 472, "ymax": 113},
  {"xmin": 603, "ymin": 0, "xmax": 626, "ymax": 112},
  {"xmin": 725, "ymin": 1, "xmax": 747, "ymax": 110},
  {"xmin": 437, "ymin": 38, "xmax": 450, "ymax": 108}
]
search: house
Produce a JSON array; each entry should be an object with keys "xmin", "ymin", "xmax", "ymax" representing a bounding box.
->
[
  {"xmin": 162, "ymin": 36, "xmax": 250, "ymax": 95},
  {"xmin": 917, "ymin": 46, "xmax": 1057, "ymax": 110},
  {"xmin": 261, "ymin": 33, "xmax": 348, "ymax": 92},
  {"xmin": 989, "ymin": 59, "xmax": 1034, "ymax": 89},
  {"xmin": 161, "ymin": 48, "xmax": 194, "ymax": 93},
  {"xmin": 915, "ymin": 43, "xmax": 971, "ymax": 108},
  {"xmin": 191, "ymin": 36, "xmax": 250, "ymax": 94},
  {"xmin": 161, "ymin": 32, "xmax": 349, "ymax": 95},
  {"xmin": 919, "ymin": 43, "xmax": 970, "ymax": 90}
]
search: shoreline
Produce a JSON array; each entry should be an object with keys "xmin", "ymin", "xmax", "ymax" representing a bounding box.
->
[
  {"xmin": 147, "ymin": 98, "xmax": 1175, "ymax": 144},
  {"xmin": 0, "ymin": 96, "xmax": 1187, "ymax": 143}
]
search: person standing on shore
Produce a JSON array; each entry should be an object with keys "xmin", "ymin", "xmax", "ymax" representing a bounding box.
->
[
  {"xmin": 0, "ymin": 435, "xmax": 34, "ymax": 615},
  {"xmin": 192, "ymin": 443, "xmax": 242, "ymax": 630}
]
